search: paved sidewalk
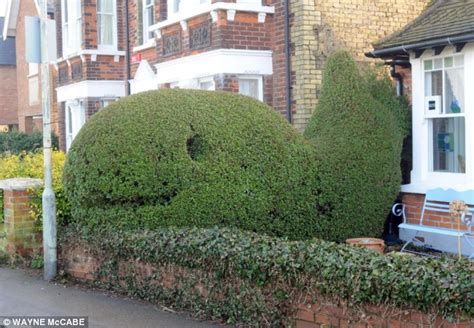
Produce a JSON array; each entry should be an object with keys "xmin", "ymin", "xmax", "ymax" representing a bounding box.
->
[{"xmin": 0, "ymin": 267, "xmax": 223, "ymax": 328}]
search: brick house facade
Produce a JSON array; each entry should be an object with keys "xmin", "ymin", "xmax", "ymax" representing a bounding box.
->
[
  {"xmin": 0, "ymin": 17, "xmax": 18, "ymax": 132},
  {"xmin": 4, "ymin": 0, "xmax": 430, "ymax": 149},
  {"xmin": 128, "ymin": 0, "xmax": 285, "ymax": 115},
  {"xmin": 53, "ymin": 0, "xmax": 127, "ymax": 150},
  {"xmin": 128, "ymin": 0, "xmax": 429, "ymax": 131}
]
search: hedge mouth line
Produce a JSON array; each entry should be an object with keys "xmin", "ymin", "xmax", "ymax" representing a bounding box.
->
[{"xmin": 60, "ymin": 225, "xmax": 474, "ymax": 322}]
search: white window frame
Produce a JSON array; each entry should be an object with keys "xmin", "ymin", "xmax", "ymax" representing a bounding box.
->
[
  {"xmin": 167, "ymin": 0, "xmax": 211, "ymax": 18},
  {"xmin": 238, "ymin": 75, "xmax": 263, "ymax": 101},
  {"xmin": 61, "ymin": 0, "xmax": 82, "ymax": 57},
  {"xmin": 97, "ymin": 0, "xmax": 118, "ymax": 51},
  {"xmin": 403, "ymin": 45, "xmax": 474, "ymax": 193},
  {"xmin": 28, "ymin": 63, "xmax": 40, "ymax": 105},
  {"xmin": 198, "ymin": 77, "xmax": 215, "ymax": 91},
  {"xmin": 65, "ymin": 99, "xmax": 86, "ymax": 152},
  {"xmin": 100, "ymin": 98, "xmax": 117, "ymax": 109},
  {"xmin": 424, "ymin": 54, "xmax": 466, "ymax": 174},
  {"xmin": 142, "ymin": 0, "xmax": 155, "ymax": 44},
  {"xmin": 28, "ymin": 63, "xmax": 39, "ymax": 77},
  {"xmin": 28, "ymin": 76, "xmax": 39, "ymax": 106}
]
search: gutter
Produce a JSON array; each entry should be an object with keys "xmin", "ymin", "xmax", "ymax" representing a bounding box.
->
[
  {"xmin": 366, "ymin": 34, "xmax": 474, "ymax": 58},
  {"xmin": 284, "ymin": 0, "xmax": 292, "ymax": 123},
  {"xmin": 125, "ymin": 0, "xmax": 131, "ymax": 95}
]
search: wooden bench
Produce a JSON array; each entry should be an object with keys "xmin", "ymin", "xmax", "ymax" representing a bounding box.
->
[{"xmin": 392, "ymin": 188, "xmax": 474, "ymax": 258}]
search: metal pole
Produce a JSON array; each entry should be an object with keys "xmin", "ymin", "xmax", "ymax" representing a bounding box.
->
[{"xmin": 39, "ymin": 0, "xmax": 57, "ymax": 281}]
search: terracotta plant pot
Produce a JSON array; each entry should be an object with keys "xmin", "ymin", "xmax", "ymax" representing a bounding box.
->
[{"xmin": 345, "ymin": 238, "xmax": 385, "ymax": 254}]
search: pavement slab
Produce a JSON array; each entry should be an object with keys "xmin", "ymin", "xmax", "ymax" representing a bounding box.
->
[{"xmin": 0, "ymin": 267, "xmax": 224, "ymax": 328}]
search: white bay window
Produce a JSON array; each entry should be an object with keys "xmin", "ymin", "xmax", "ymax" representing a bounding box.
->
[
  {"xmin": 405, "ymin": 45, "xmax": 473, "ymax": 193},
  {"xmin": 62, "ymin": 0, "xmax": 82, "ymax": 56},
  {"xmin": 424, "ymin": 55, "xmax": 465, "ymax": 173},
  {"xmin": 97, "ymin": 0, "xmax": 117, "ymax": 49}
]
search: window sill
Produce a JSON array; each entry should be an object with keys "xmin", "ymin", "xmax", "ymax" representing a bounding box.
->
[
  {"xmin": 401, "ymin": 179, "xmax": 473, "ymax": 194},
  {"xmin": 57, "ymin": 49, "xmax": 126, "ymax": 63},
  {"xmin": 151, "ymin": 3, "xmax": 274, "ymax": 36},
  {"xmin": 133, "ymin": 40, "xmax": 156, "ymax": 53}
]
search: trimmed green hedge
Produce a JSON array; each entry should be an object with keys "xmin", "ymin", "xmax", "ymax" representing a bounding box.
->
[
  {"xmin": 0, "ymin": 131, "xmax": 59, "ymax": 154},
  {"xmin": 63, "ymin": 89, "xmax": 321, "ymax": 240},
  {"xmin": 62, "ymin": 226, "xmax": 473, "ymax": 326},
  {"xmin": 304, "ymin": 51, "xmax": 406, "ymax": 241}
]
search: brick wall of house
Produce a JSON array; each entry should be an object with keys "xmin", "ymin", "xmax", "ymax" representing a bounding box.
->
[
  {"xmin": 0, "ymin": 66, "xmax": 18, "ymax": 127},
  {"xmin": 53, "ymin": 0, "xmax": 126, "ymax": 150},
  {"xmin": 289, "ymin": 0, "xmax": 430, "ymax": 131},
  {"xmin": 55, "ymin": 0, "xmax": 126, "ymax": 89},
  {"xmin": 401, "ymin": 193, "xmax": 471, "ymax": 231},
  {"xmin": 60, "ymin": 243, "xmax": 473, "ymax": 328},
  {"xmin": 128, "ymin": 0, "xmax": 287, "ymax": 112},
  {"xmin": 15, "ymin": 0, "xmax": 43, "ymax": 132}
]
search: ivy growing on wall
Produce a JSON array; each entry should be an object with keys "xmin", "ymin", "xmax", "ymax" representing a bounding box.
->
[{"xmin": 61, "ymin": 226, "xmax": 473, "ymax": 326}]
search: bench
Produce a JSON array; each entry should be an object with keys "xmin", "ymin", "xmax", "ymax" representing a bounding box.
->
[{"xmin": 392, "ymin": 188, "xmax": 474, "ymax": 258}]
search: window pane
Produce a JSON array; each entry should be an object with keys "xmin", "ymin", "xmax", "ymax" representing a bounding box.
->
[
  {"xmin": 434, "ymin": 58, "xmax": 443, "ymax": 69},
  {"xmin": 444, "ymin": 56, "xmax": 453, "ymax": 68},
  {"xmin": 444, "ymin": 68, "xmax": 464, "ymax": 114},
  {"xmin": 98, "ymin": 14, "xmax": 113, "ymax": 45},
  {"xmin": 454, "ymin": 56, "xmax": 464, "ymax": 67},
  {"xmin": 199, "ymin": 81, "xmax": 214, "ymax": 91},
  {"xmin": 239, "ymin": 79, "xmax": 259, "ymax": 99},
  {"xmin": 174, "ymin": 0, "xmax": 181, "ymax": 13},
  {"xmin": 101, "ymin": 0, "xmax": 113, "ymax": 13},
  {"xmin": 432, "ymin": 117, "xmax": 465, "ymax": 173},
  {"xmin": 424, "ymin": 60, "xmax": 432, "ymax": 71},
  {"xmin": 64, "ymin": 0, "xmax": 69, "ymax": 23},
  {"xmin": 424, "ymin": 70, "xmax": 443, "ymax": 97}
]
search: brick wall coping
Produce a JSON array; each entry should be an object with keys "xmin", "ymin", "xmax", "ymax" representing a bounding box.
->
[{"xmin": 0, "ymin": 178, "xmax": 43, "ymax": 191}]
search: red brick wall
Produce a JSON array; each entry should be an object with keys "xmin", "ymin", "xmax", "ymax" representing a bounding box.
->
[
  {"xmin": 401, "ymin": 193, "xmax": 471, "ymax": 231},
  {"xmin": 0, "ymin": 66, "xmax": 18, "ymax": 126},
  {"xmin": 2, "ymin": 188, "xmax": 41, "ymax": 256},
  {"xmin": 294, "ymin": 301, "xmax": 472, "ymax": 328},
  {"xmin": 60, "ymin": 243, "xmax": 473, "ymax": 328}
]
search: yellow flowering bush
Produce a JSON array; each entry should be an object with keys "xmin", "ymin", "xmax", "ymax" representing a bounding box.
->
[{"xmin": 0, "ymin": 151, "xmax": 69, "ymax": 226}]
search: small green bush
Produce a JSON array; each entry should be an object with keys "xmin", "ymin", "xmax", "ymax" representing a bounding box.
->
[
  {"xmin": 0, "ymin": 131, "xmax": 59, "ymax": 154},
  {"xmin": 62, "ymin": 226, "xmax": 474, "ymax": 325},
  {"xmin": 63, "ymin": 89, "xmax": 320, "ymax": 239},
  {"xmin": 304, "ymin": 51, "xmax": 405, "ymax": 242}
]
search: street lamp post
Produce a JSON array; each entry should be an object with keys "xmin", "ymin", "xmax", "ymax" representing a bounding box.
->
[{"xmin": 39, "ymin": 0, "xmax": 57, "ymax": 281}]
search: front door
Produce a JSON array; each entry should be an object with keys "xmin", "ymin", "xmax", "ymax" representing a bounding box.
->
[{"xmin": 65, "ymin": 100, "xmax": 85, "ymax": 151}]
